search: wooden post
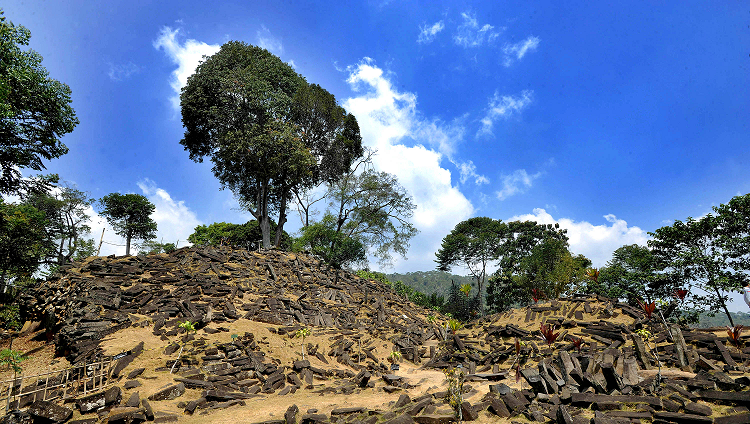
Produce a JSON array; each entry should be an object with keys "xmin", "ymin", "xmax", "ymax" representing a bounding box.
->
[
  {"xmin": 96, "ymin": 228, "xmax": 105, "ymax": 256},
  {"xmin": 82, "ymin": 359, "xmax": 87, "ymax": 395}
]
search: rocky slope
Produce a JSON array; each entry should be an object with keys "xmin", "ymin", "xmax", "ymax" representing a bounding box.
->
[{"xmin": 7, "ymin": 246, "xmax": 750, "ymax": 424}]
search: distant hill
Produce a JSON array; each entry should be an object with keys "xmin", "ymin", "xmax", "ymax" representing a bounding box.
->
[
  {"xmin": 693, "ymin": 311, "xmax": 750, "ymax": 328},
  {"xmin": 386, "ymin": 270, "xmax": 475, "ymax": 297}
]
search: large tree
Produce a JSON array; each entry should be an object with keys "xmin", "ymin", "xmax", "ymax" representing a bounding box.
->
[
  {"xmin": 324, "ymin": 156, "xmax": 418, "ymax": 268},
  {"xmin": 0, "ymin": 199, "xmax": 50, "ymax": 293},
  {"xmin": 517, "ymin": 237, "xmax": 590, "ymax": 299},
  {"xmin": 597, "ymin": 244, "xmax": 669, "ymax": 306},
  {"xmin": 436, "ymin": 217, "xmax": 509, "ymax": 313},
  {"xmin": 649, "ymin": 215, "xmax": 738, "ymax": 326},
  {"xmin": 21, "ymin": 184, "xmax": 94, "ymax": 267},
  {"xmin": 0, "ymin": 11, "xmax": 78, "ymax": 195},
  {"xmin": 180, "ymin": 42, "xmax": 362, "ymax": 249},
  {"xmin": 713, "ymin": 193, "xmax": 750, "ymax": 279},
  {"xmin": 98, "ymin": 193, "xmax": 157, "ymax": 255},
  {"xmin": 482, "ymin": 220, "xmax": 569, "ymax": 313}
]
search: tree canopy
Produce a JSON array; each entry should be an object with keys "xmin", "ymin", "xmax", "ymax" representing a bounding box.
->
[
  {"xmin": 649, "ymin": 215, "xmax": 738, "ymax": 326},
  {"xmin": 180, "ymin": 42, "xmax": 362, "ymax": 249},
  {"xmin": 0, "ymin": 199, "xmax": 50, "ymax": 292},
  {"xmin": 0, "ymin": 11, "xmax": 78, "ymax": 195},
  {"xmin": 325, "ymin": 159, "xmax": 417, "ymax": 268},
  {"xmin": 436, "ymin": 217, "xmax": 507, "ymax": 312},
  {"xmin": 293, "ymin": 213, "xmax": 367, "ymax": 269},
  {"xmin": 188, "ymin": 220, "xmax": 291, "ymax": 251},
  {"xmin": 98, "ymin": 193, "xmax": 157, "ymax": 256},
  {"xmin": 596, "ymin": 244, "xmax": 667, "ymax": 305},
  {"xmin": 20, "ymin": 184, "xmax": 94, "ymax": 267}
]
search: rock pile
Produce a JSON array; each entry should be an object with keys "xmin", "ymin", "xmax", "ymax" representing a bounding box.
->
[
  {"xmin": 12, "ymin": 246, "xmax": 750, "ymax": 424},
  {"xmin": 21, "ymin": 246, "xmax": 439, "ymax": 364}
]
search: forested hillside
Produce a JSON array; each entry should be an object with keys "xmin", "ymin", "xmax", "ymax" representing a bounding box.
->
[
  {"xmin": 694, "ymin": 311, "xmax": 750, "ymax": 328},
  {"xmin": 386, "ymin": 270, "xmax": 474, "ymax": 297}
]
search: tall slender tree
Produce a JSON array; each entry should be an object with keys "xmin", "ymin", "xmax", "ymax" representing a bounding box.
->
[{"xmin": 98, "ymin": 193, "xmax": 157, "ymax": 255}]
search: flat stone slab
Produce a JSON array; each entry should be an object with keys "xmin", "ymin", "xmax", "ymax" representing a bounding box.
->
[
  {"xmin": 413, "ymin": 415, "xmax": 455, "ymax": 424},
  {"xmin": 27, "ymin": 400, "xmax": 73, "ymax": 423},
  {"xmin": 652, "ymin": 411, "xmax": 714, "ymax": 424},
  {"xmin": 77, "ymin": 386, "xmax": 121, "ymax": 413},
  {"xmin": 697, "ymin": 390, "xmax": 750, "ymax": 406},
  {"xmin": 148, "ymin": 383, "xmax": 185, "ymax": 401},
  {"xmin": 714, "ymin": 412, "xmax": 750, "ymax": 424}
]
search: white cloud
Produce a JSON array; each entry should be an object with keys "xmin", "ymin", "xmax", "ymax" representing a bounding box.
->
[
  {"xmin": 457, "ymin": 160, "xmax": 489, "ymax": 185},
  {"xmin": 479, "ymin": 90, "xmax": 533, "ymax": 136},
  {"xmin": 418, "ymin": 21, "xmax": 445, "ymax": 44},
  {"xmin": 256, "ymin": 25, "xmax": 284, "ymax": 56},
  {"xmin": 343, "ymin": 59, "xmax": 475, "ymax": 271},
  {"xmin": 453, "ymin": 12, "xmax": 501, "ymax": 48},
  {"xmin": 107, "ymin": 62, "xmax": 139, "ymax": 81},
  {"xmin": 503, "ymin": 36, "xmax": 540, "ymax": 67},
  {"xmin": 496, "ymin": 169, "xmax": 541, "ymax": 200},
  {"xmin": 137, "ymin": 179, "xmax": 202, "ymax": 247},
  {"xmin": 88, "ymin": 181, "xmax": 202, "ymax": 256},
  {"xmin": 507, "ymin": 208, "xmax": 649, "ymax": 268},
  {"xmin": 153, "ymin": 26, "xmax": 221, "ymax": 110}
]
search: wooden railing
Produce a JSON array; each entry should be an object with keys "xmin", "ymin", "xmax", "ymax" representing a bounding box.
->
[{"xmin": 0, "ymin": 356, "xmax": 116, "ymax": 412}]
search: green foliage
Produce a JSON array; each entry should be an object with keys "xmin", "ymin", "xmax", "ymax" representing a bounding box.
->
[
  {"xmin": 438, "ymin": 218, "xmax": 572, "ymax": 316},
  {"xmin": 355, "ymin": 269, "xmax": 443, "ymax": 310},
  {"xmin": 0, "ymin": 303, "xmax": 20, "ymax": 332},
  {"xmin": 0, "ymin": 11, "xmax": 78, "ymax": 196},
  {"xmin": 180, "ymin": 41, "xmax": 362, "ymax": 250},
  {"xmin": 0, "ymin": 199, "xmax": 50, "ymax": 291},
  {"xmin": 485, "ymin": 273, "xmax": 528, "ymax": 313},
  {"xmin": 356, "ymin": 269, "xmax": 390, "ymax": 284},
  {"xmin": 517, "ymin": 237, "xmax": 591, "ymax": 299},
  {"xmin": 0, "ymin": 348, "xmax": 26, "ymax": 374},
  {"xmin": 694, "ymin": 311, "xmax": 750, "ymax": 328},
  {"xmin": 139, "ymin": 240, "xmax": 176, "ymax": 255},
  {"xmin": 188, "ymin": 220, "xmax": 291, "ymax": 251},
  {"xmin": 649, "ymin": 213, "xmax": 740, "ymax": 326},
  {"xmin": 294, "ymin": 213, "xmax": 366, "ymax": 269},
  {"xmin": 386, "ymin": 270, "xmax": 473, "ymax": 298},
  {"xmin": 443, "ymin": 366, "xmax": 465, "ymax": 420},
  {"xmin": 21, "ymin": 184, "xmax": 94, "ymax": 266},
  {"xmin": 436, "ymin": 217, "xmax": 506, "ymax": 313},
  {"xmin": 443, "ymin": 280, "xmax": 479, "ymax": 321},
  {"xmin": 178, "ymin": 320, "xmax": 196, "ymax": 333},
  {"xmin": 324, "ymin": 164, "xmax": 417, "ymax": 268},
  {"xmin": 596, "ymin": 244, "xmax": 668, "ymax": 305},
  {"xmin": 98, "ymin": 193, "xmax": 157, "ymax": 256}
]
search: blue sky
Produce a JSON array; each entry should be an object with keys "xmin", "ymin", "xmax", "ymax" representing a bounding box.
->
[{"xmin": 5, "ymin": 2, "xmax": 749, "ymax": 309}]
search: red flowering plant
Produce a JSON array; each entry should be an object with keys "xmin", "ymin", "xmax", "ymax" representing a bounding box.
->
[
  {"xmin": 726, "ymin": 325, "xmax": 744, "ymax": 350},
  {"xmin": 571, "ymin": 336, "xmax": 585, "ymax": 354},
  {"xmin": 673, "ymin": 289, "xmax": 688, "ymax": 301},
  {"xmin": 726, "ymin": 325, "xmax": 745, "ymax": 372},
  {"xmin": 539, "ymin": 323, "xmax": 561, "ymax": 348},
  {"xmin": 638, "ymin": 300, "xmax": 656, "ymax": 320}
]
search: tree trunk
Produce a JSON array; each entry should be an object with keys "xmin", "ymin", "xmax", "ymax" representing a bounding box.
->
[
  {"xmin": 274, "ymin": 192, "xmax": 288, "ymax": 248},
  {"xmin": 257, "ymin": 181, "xmax": 271, "ymax": 249},
  {"xmin": 260, "ymin": 215, "xmax": 271, "ymax": 249},
  {"xmin": 125, "ymin": 233, "xmax": 132, "ymax": 256},
  {"xmin": 715, "ymin": 284, "xmax": 735, "ymax": 327}
]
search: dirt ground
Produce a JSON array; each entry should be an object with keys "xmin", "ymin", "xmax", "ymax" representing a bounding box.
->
[{"xmin": 2, "ymin": 297, "xmax": 746, "ymax": 423}]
